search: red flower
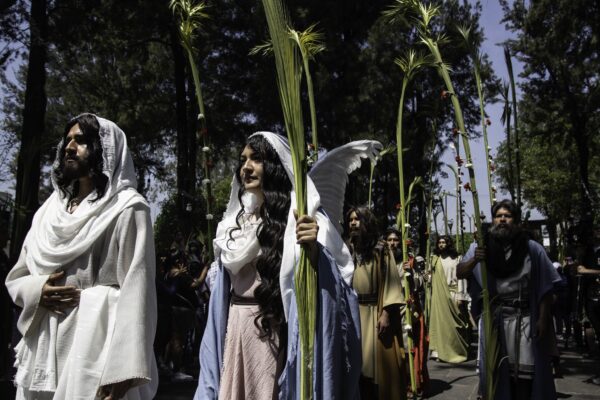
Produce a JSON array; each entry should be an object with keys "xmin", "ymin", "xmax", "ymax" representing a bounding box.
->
[
  {"xmin": 405, "ymin": 239, "xmax": 413, "ymax": 246},
  {"xmin": 463, "ymin": 182, "xmax": 471, "ymax": 191},
  {"xmin": 455, "ymin": 155, "xmax": 464, "ymax": 166},
  {"xmin": 490, "ymin": 164, "xmax": 496, "ymax": 172},
  {"xmin": 200, "ymin": 127, "xmax": 208, "ymax": 137},
  {"xmin": 441, "ymin": 90, "xmax": 453, "ymax": 100},
  {"xmin": 206, "ymin": 159, "xmax": 214, "ymax": 168},
  {"xmin": 308, "ymin": 143, "xmax": 315, "ymax": 150},
  {"xmin": 452, "ymin": 128, "xmax": 459, "ymax": 136},
  {"xmin": 395, "ymin": 203, "xmax": 402, "ymax": 210},
  {"xmin": 485, "ymin": 118, "xmax": 491, "ymax": 126}
]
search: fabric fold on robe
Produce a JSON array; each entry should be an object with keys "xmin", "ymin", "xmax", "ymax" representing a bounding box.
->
[
  {"xmin": 195, "ymin": 244, "xmax": 361, "ymax": 400},
  {"xmin": 353, "ymin": 247, "xmax": 407, "ymax": 400},
  {"xmin": 428, "ymin": 255, "xmax": 469, "ymax": 363},
  {"xmin": 466, "ymin": 240, "xmax": 560, "ymax": 400}
]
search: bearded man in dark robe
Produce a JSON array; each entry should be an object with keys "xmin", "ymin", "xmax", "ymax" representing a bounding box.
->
[{"xmin": 457, "ymin": 199, "xmax": 560, "ymax": 400}]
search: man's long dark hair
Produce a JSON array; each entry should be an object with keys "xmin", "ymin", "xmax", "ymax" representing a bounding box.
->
[
  {"xmin": 232, "ymin": 135, "xmax": 291, "ymax": 344},
  {"xmin": 345, "ymin": 206, "xmax": 380, "ymax": 262},
  {"xmin": 53, "ymin": 113, "xmax": 108, "ymax": 201},
  {"xmin": 434, "ymin": 235, "xmax": 459, "ymax": 258}
]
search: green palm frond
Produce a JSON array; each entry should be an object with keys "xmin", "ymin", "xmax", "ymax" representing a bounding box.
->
[
  {"xmin": 394, "ymin": 49, "xmax": 431, "ymax": 81},
  {"xmin": 381, "ymin": 0, "xmax": 417, "ymax": 24},
  {"xmin": 416, "ymin": 1, "xmax": 440, "ymax": 31},
  {"xmin": 169, "ymin": 0, "xmax": 209, "ymax": 52},
  {"xmin": 291, "ymin": 23, "xmax": 325, "ymax": 60},
  {"xmin": 249, "ymin": 41, "xmax": 273, "ymax": 56}
]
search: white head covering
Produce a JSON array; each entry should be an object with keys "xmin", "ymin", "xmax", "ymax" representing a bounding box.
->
[
  {"xmin": 214, "ymin": 131, "xmax": 354, "ymax": 319},
  {"xmin": 22, "ymin": 114, "xmax": 148, "ymax": 275}
]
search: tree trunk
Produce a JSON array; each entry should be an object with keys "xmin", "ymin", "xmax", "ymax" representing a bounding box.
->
[
  {"xmin": 10, "ymin": 0, "xmax": 47, "ymax": 263},
  {"xmin": 171, "ymin": 26, "xmax": 190, "ymax": 238}
]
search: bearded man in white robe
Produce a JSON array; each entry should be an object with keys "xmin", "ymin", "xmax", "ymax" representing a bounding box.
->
[{"xmin": 5, "ymin": 113, "xmax": 158, "ymax": 400}]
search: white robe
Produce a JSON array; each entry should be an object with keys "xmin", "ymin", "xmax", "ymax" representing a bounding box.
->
[
  {"xmin": 7, "ymin": 204, "xmax": 158, "ymax": 399},
  {"xmin": 5, "ymin": 115, "xmax": 158, "ymax": 399}
]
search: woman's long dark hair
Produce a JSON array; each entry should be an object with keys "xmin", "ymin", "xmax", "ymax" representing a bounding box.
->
[
  {"xmin": 53, "ymin": 113, "xmax": 108, "ymax": 201},
  {"xmin": 232, "ymin": 135, "xmax": 291, "ymax": 344},
  {"xmin": 345, "ymin": 206, "xmax": 380, "ymax": 262}
]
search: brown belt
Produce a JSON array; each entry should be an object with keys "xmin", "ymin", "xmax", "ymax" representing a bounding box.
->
[
  {"xmin": 230, "ymin": 293, "xmax": 259, "ymax": 305},
  {"xmin": 357, "ymin": 293, "xmax": 378, "ymax": 304}
]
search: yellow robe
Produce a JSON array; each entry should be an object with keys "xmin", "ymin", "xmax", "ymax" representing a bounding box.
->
[
  {"xmin": 353, "ymin": 247, "xmax": 407, "ymax": 400},
  {"xmin": 428, "ymin": 255, "xmax": 469, "ymax": 363}
]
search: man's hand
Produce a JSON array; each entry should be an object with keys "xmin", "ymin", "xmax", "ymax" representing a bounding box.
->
[
  {"xmin": 98, "ymin": 379, "xmax": 134, "ymax": 400},
  {"xmin": 377, "ymin": 309, "xmax": 390, "ymax": 335},
  {"xmin": 402, "ymin": 261, "xmax": 411, "ymax": 271},
  {"xmin": 40, "ymin": 271, "xmax": 80, "ymax": 315}
]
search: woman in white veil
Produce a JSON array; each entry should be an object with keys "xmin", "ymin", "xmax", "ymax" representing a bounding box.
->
[{"xmin": 195, "ymin": 132, "xmax": 361, "ymax": 400}]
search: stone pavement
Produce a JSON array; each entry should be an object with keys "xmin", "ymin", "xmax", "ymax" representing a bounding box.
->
[
  {"xmin": 3, "ymin": 339, "xmax": 599, "ymax": 399},
  {"xmin": 425, "ymin": 337, "xmax": 600, "ymax": 399},
  {"xmin": 154, "ymin": 337, "xmax": 600, "ymax": 399}
]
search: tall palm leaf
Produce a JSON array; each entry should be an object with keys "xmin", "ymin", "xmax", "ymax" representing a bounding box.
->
[{"xmin": 260, "ymin": 1, "xmax": 313, "ymax": 398}]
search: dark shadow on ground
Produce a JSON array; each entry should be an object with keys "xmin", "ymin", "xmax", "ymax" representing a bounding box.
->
[{"xmin": 424, "ymin": 378, "xmax": 452, "ymax": 398}]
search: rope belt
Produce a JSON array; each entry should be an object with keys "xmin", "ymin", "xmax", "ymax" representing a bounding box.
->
[
  {"xmin": 357, "ymin": 293, "xmax": 378, "ymax": 304},
  {"xmin": 230, "ymin": 293, "xmax": 259, "ymax": 305}
]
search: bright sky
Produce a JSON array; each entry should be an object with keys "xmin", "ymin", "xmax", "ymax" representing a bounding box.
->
[{"xmin": 436, "ymin": 0, "xmax": 536, "ymax": 233}]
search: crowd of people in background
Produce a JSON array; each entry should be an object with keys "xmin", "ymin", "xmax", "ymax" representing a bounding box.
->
[{"xmin": 0, "ymin": 115, "xmax": 599, "ymax": 400}]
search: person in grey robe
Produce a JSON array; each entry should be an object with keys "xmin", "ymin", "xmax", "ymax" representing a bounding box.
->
[
  {"xmin": 5, "ymin": 113, "xmax": 158, "ymax": 400},
  {"xmin": 458, "ymin": 199, "xmax": 560, "ymax": 400}
]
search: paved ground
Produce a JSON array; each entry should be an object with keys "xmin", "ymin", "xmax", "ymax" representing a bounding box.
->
[
  {"xmin": 153, "ymin": 335, "xmax": 600, "ymax": 400},
  {"xmin": 3, "ymin": 337, "xmax": 599, "ymax": 399}
]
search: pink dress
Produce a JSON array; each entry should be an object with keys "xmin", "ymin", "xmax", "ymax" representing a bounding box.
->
[{"xmin": 218, "ymin": 262, "xmax": 282, "ymax": 400}]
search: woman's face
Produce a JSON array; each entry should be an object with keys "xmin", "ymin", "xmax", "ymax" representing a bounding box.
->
[{"xmin": 239, "ymin": 145, "xmax": 264, "ymax": 194}]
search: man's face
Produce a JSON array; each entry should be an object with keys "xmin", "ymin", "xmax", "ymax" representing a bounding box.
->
[
  {"xmin": 239, "ymin": 145, "xmax": 264, "ymax": 194},
  {"xmin": 62, "ymin": 123, "xmax": 91, "ymax": 181},
  {"xmin": 386, "ymin": 233, "xmax": 400, "ymax": 250},
  {"xmin": 348, "ymin": 211, "xmax": 360, "ymax": 233},
  {"xmin": 437, "ymin": 238, "xmax": 447, "ymax": 251},
  {"xmin": 490, "ymin": 207, "xmax": 516, "ymax": 241},
  {"xmin": 493, "ymin": 207, "xmax": 514, "ymax": 228}
]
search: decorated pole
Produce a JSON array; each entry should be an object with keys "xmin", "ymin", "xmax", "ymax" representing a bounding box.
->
[
  {"xmin": 170, "ymin": 0, "xmax": 214, "ymax": 255},
  {"xmin": 393, "ymin": 49, "xmax": 428, "ymax": 394},
  {"xmin": 383, "ymin": 1, "xmax": 501, "ymax": 397},
  {"xmin": 260, "ymin": 1, "xmax": 314, "ymax": 398},
  {"xmin": 504, "ymin": 46, "xmax": 521, "ymax": 208},
  {"xmin": 458, "ymin": 26, "xmax": 495, "ymax": 206}
]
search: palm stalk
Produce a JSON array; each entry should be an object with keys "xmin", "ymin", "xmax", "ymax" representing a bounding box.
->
[
  {"xmin": 391, "ymin": 2, "xmax": 500, "ymax": 397},
  {"xmin": 504, "ymin": 46, "xmax": 521, "ymax": 207},
  {"xmin": 291, "ymin": 25, "xmax": 324, "ymax": 158},
  {"xmin": 394, "ymin": 49, "xmax": 428, "ymax": 394},
  {"xmin": 458, "ymin": 26, "xmax": 495, "ymax": 206},
  {"xmin": 500, "ymin": 82, "xmax": 515, "ymax": 201},
  {"xmin": 169, "ymin": 0, "xmax": 214, "ymax": 255},
  {"xmin": 260, "ymin": 1, "xmax": 313, "ymax": 398},
  {"xmin": 424, "ymin": 139, "xmax": 436, "ymax": 323}
]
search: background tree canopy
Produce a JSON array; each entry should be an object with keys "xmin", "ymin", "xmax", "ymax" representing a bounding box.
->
[{"xmin": 1, "ymin": 0, "xmax": 503, "ymax": 256}]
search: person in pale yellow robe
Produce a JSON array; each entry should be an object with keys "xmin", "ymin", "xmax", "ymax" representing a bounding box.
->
[
  {"xmin": 429, "ymin": 235, "xmax": 470, "ymax": 363},
  {"xmin": 346, "ymin": 207, "xmax": 407, "ymax": 400}
]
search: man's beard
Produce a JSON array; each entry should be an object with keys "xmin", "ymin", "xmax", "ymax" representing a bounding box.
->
[
  {"xmin": 489, "ymin": 222, "xmax": 520, "ymax": 244},
  {"xmin": 62, "ymin": 156, "xmax": 90, "ymax": 182}
]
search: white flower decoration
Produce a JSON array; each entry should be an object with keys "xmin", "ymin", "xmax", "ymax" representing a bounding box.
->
[
  {"xmin": 202, "ymin": 146, "xmax": 210, "ymax": 153},
  {"xmin": 205, "ymin": 214, "xmax": 214, "ymax": 220}
]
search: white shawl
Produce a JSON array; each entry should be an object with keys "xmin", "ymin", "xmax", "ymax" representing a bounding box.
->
[
  {"xmin": 21, "ymin": 115, "xmax": 147, "ymax": 276},
  {"xmin": 214, "ymin": 132, "xmax": 354, "ymax": 319}
]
